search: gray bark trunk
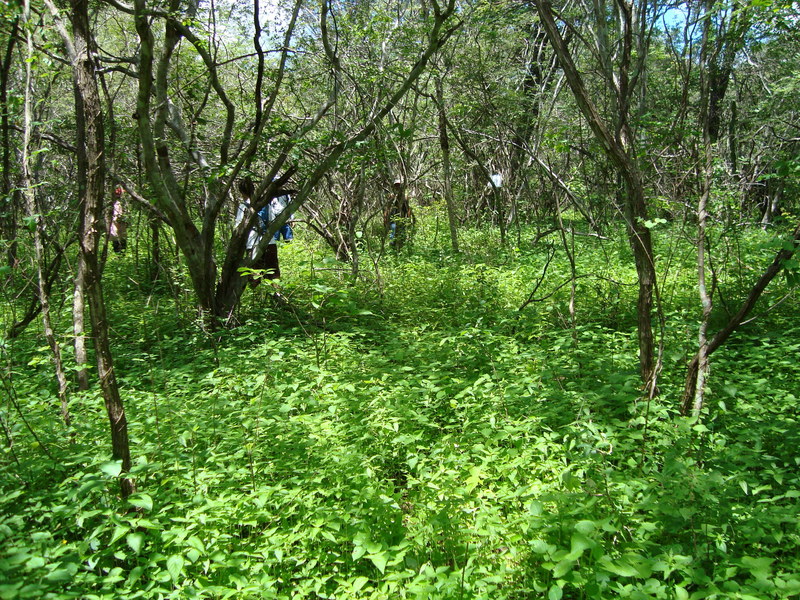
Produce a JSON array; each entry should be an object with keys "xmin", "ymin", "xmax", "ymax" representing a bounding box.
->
[
  {"xmin": 73, "ymin": 258, "xmax": 89, "ymax": 390},
  {"xmin": 45, "ymin": 0, "xmax": 136, "ymax": 496},
  {"xmin": 22, "ymin": 0, "xmax": 71, "ymax": 428},
  {"xmin": 532, "ymin": 0, "xmax": 656, "ymax": 384},
  {"xmin": 436, "ymin": 76, "xmax": 459, "ymax": 253}
]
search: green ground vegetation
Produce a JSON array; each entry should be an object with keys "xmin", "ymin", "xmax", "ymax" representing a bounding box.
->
[{"xmin": 1, "ymin": 212, "xmax": 799, "ymax": 600}]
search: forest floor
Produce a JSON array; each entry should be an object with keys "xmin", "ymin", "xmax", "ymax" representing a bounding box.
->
[{"xmin": 2, "ymin": 216, "xmax": 799, "ymax": 599}]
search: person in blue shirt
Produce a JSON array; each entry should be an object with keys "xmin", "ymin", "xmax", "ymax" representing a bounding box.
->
[
  {"xmin": 268, "ymin": 191, "xmax": 294, "ymax": 243},
  {"xmin": 236, "ymin": 177, "xmax": 296, "ymax": 286}
]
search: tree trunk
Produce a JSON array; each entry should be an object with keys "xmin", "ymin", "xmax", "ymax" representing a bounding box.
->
[
  {"xmin": 690, "ymin": 11, "xmax": 717, "ymax": 416},
  {"xmin": 73, "ymin": 258, "xmax": 89, "ymax": 390},
  {"xmin": 46, "ymin": 0, "xmax": 136, "ymax": 496},
  {"xmin": 150, "ymin": 215, "xmax": 162, "ymax": 282},
  {"xmin": 1, "ymin": 17, "xmax": 19, "ymax": 269},
  {"xmin": 435, "ymin": 76, "xmax": 459, "ymax": 253},
  {"xmin": 692, "ymin": 165, "xmax": 713, "ymax": 416},
  {"xmin": 626, "ymin": 183, "xmax": 656, "ymax": 384},
  {"xmin": 22, "ymin": 1, "xmax": 71, "ymax": 428},
  {"xmin": 532, "ymin": 0, "xmax": 656, "ymax": 384}
]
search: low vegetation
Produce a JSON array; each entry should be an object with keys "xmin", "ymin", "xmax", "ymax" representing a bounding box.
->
[{"xmin": 2, "ymin": 214, "xmax": 799, "ymax": 600}]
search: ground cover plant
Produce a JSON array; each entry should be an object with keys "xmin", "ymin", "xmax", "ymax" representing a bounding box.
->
[{"xmin": 1, "ymin": 215, "xmax": 799, "ymax": 600}]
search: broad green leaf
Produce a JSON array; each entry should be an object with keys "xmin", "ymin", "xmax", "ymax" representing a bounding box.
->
[
  {"xmin": 128, "ymin": 493, "xmax": 153, "ymax": 512},
  {"xmin": 166, "ymin": 555, "xmax": 184, "ymax": 581},
  {"xmin": 599, "ymin": 556, "xmax": 639, "ymax": 577},
  {"xmin": 548, "ymin": 584, "xmax": 563, "ymax": 600},
  {"xmin": 25, "ymin": 556, "xmax": 45, "ymax": 570},
  {"xmin": 368, "ymin": 553, "xmax": 387, "ymax": 574},
  {"xmin": 186, "ymin": 549, "xmax": 201, "ymax": 563},
  {"xmin": 44, "ymin": 568, "xmax": 73, "ymax": 582},
  {"xmin": 126, "ymin": 566, "xmax": 145, "ymax": 586},
  {"xmin": 352, "ymin": 576, "xmax": 369, "ymax": 592},
  {"xmin": 126, "ymin": 533, "xmax": 145, "ymax": 553},
  {"xmin": 567, "ymin": 532, "xmax": 594, "ymax": 560},
  {"xmin": 100, "ymin": 461, "xmax": 123, "ymax": 478},
  {"xmin": 552, "ymin": 558, "xmax": 574, "ymax": 578},
  {"xmin": 110, "ymin": 525, "xmax": 130, "ymax": 545},
  {"xmin": 530, "ymin": 539, "xmax": 550, "ymax": 555},
  {"xmin": 352, "ymin": 545, "xmax": 366, "ymax": 561},
  {"xmin": 44, "ymin": 563, "xmax": 76, "ymax": 582},
  {"xmin": 574, "ymin": 520, "xmax": 597, "ymax": 534},
  {"xmin": 186, "ymin": 535, "xmax": 205, "ymax": 553},
  {"xmin": 528, "ymin": 501, "xmax": 543, "ymax": 516},
  {"xmin": 740, "ymin": 556, "xmax": 773, "ymax": 579}
]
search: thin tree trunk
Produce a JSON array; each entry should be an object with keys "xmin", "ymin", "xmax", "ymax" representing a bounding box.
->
[
  {"xmin": 1, "ymin": 17, "xmax": 19, "ymax": 269},
  {"xmin": 22, "ymin": 0, "xmax": 71, "ymax": 428},
  {"xmin": 682, "ymin": 218, "xmax": 800, "ymax": 414},
  {"xmin": 691, "ymin": 13, "xmax": 716, "ymax": 416},
  {"xmin": 435, "ymin": 76, "xmax": 459, "ymax": 253},
  {"xmin": 555, "ymin": 196, "xmax": 577, "ymax": 340},
  {"xmin": 532, "ymin": 0, "xmax": 656, "ymax": 384},
  {"xmin": 150, "ymin": 215, "xmax": 162, "ymax": 282},
  {"xmin": 45, "ymin": 0, "xmax": 135, "ymax": 496},
  {"xmin": 693, "ymin": 161, "xmax": 713, "ymax": 416},
  {"xmin": 73, "ymin": 258, "xmax": 89, "ymax": 390},
  {"xmin": 627, "ymin": 185, "xmax": 656, "ymax": 384},
  {"xmin": 72, "ymin": 0, "xmax": 134, "ymax": 497}
]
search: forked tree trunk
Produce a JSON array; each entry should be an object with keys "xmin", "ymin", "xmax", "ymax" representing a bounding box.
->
[
  {"xmin": 130, "ymin": 0, "xmax": 459, "ymax": 321},
  {"xmin": 685, "ymin": 0, "xmax": 752, "ymax": 415},
  {"xmin": 682, "ymin": 219, "xmax": 800, "ymax": 414}
]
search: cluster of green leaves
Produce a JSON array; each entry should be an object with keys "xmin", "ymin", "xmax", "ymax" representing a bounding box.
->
[{"xmin": 2, "ymin": 218, "xmax": 799, "ymax": 599}]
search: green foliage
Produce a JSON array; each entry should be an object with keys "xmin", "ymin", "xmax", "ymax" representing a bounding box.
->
[{"xmin": 2, "ymin": 220, "xmax": 800, "ymax": 599}]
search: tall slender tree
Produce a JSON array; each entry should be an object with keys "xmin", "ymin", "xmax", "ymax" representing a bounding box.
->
[
  {"xmin": 45, "ymin": 0, "xmax": 135, "ymax": 497},
  {"xmin": 531, "ymin": 0, "xmax": 659, "ymax": 386}
]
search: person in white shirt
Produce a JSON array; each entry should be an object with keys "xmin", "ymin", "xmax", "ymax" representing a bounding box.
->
[{"xmin": 268, "ymin": 192, "xmax": 294, "ymax": 243}]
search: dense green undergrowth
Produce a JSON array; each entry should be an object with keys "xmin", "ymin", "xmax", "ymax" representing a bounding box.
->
[{"xmin": 2, "ymin": 218, "xmax": 799, "ymax": 599}]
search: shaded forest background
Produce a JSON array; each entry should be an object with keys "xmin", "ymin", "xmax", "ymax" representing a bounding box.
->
[{"xmin": 1, "ymin": 0, "xmax": 799, "ymax": 598}]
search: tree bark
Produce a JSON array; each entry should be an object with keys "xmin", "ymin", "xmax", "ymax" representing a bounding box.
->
[
  {"xmin": 532, "ymin": 0, "xmax": 656, "ymax": 384},
  {"xmin": 72, "ymin": 258, "xmax": 89, "ymax": 390},
  {"xmin": 690, "ymin": 8, "xmax": 717, "ymax": 416},
  {"xmin": 1, "ymin": 17, "xmax": 19, "ymax": 269},
  {"xmin": 45, "ymin": 0, "xmax": 135, "ymax": 496},
  {"xmin": 21, "ymin": 14, "xmax": 72, "ymax": 427},
  {"xmin": 435, "ymin": 76, "xmax": 459, "ymax": 253}
]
